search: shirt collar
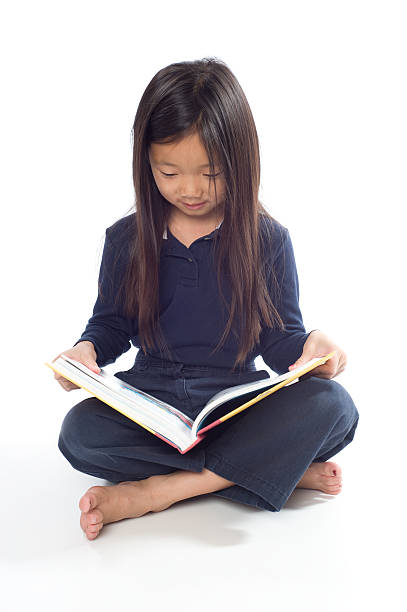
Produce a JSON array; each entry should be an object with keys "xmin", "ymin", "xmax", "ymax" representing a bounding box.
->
[{"xmin": 163, "ymin": 220, "xmax": 223, "ymax": 239}]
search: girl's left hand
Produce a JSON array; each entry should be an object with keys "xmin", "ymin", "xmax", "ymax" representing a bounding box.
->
[{"xmin": 288, "ymin": 330, "xmax": 347, "ymax": 380}]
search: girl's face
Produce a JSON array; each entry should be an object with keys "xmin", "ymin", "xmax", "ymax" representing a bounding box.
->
[{"xmin": 148, "ymin": 131, "xmax": 225, "ymax": 223}]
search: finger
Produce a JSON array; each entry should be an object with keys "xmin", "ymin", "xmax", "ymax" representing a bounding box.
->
[
  {"xmin": 299, "ymin": 371, "xmax": 313, "ymax": 381},
  {"xmin": 61, "ymin": 382, "xmax": 77, "ymax": 391},
  {"xmin": 55, "ymin": 373, "xmax": 68, "ymax": 383},
  {"xmin": 339, "ymin": 355, "xmax": 347, "ymax": 371},
  {"xmin": 337, "ymin": 358, "xmax": 345, "ymax": 371},
  {"xmin": 300, "ymin": 370, "xmax": 331, "ymax": 381},
  {"xmin": 56, "ymin": 376, "xmax": 77, "ymax": 390},
  {"xmin": 298, "ymin": 362, "xmax": 329, "ymax": 380},
  {"xmin": 336, "ymin": 364, "xmax": 346, "ymax": 375},
  {"xmin": 310, "ymin": 365, "xmax": 337, "ymax": 380},
  {"xmin": 335, "ymin": 355, "xmax": 347, "ymax": 375},
  {"xmin": 313, "ymin": 363, "xmax": 334, "ymax": 376}
]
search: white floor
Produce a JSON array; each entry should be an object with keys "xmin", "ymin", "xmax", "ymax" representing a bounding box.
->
[{"xmin": 2, "ymin": 370, "xmax": 405, "ymax": 612}]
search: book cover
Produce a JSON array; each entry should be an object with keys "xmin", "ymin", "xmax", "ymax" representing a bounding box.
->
[{"xmin": 46, "ymin": 351, "xmax": 336, "ymax": 453}]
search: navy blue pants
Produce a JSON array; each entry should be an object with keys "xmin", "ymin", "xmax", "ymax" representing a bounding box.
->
[{"xmin": 58, "ymin": 352, "xmax": 359, "ymax": 512}]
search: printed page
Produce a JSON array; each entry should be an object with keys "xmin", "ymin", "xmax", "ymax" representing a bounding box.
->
[
  {"xmin": 60, "ymin": 355, "xmax": 193, "ymax": 426},
  {"xmin": 49, "ymin": 357, "xmax": 195, "ymax": 451},
  {"xmin": 191, "ymin": 357, "xmax": 326, "ymax": 438}
]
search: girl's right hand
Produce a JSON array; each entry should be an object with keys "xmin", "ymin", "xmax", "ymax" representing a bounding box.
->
[{"xmin": 52, "ymin": 341, "xmax": 100, "ymax": 391}]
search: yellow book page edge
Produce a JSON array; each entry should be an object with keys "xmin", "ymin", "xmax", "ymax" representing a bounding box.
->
[
  {"xmin": 44, "ymin": 361, "xmax": 157, "ymax": 437},
  {"xmin": 219, "ymin": 351, "xmax": 337, "ymax": 424}
]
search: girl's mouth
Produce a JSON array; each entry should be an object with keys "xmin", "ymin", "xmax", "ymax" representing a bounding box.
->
[{"xmin": 182, "ymin": 201, "xmax": 206, "ymax": 209}]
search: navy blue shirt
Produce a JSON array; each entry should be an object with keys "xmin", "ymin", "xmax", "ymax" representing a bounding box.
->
[{"xmin": 75, "ymin": 212, "xmax": 311, "ymax": 374}]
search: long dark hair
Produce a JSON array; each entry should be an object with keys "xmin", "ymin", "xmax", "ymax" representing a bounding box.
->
[{"xmin": 110, "ymin": 57, "xmax": 285, "ymax": 371}]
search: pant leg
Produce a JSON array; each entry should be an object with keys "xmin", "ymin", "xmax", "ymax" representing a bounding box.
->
[
  {"xmin": 57, "ymin": 361, "xmax": 266, "ymax": 482},
  {"xmin": 203, "ymin": 376, "xmax": 359, "ymax": 511},
  {"xmin": 58, "ymin": 362, "xmax": 359, "ymax": 513},
  {"xmin": 58, "ymin": 396, "xmax": 207, "ymax": 483}
]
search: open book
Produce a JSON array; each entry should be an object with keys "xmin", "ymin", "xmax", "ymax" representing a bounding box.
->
[{"xmin": 46, "ymin": 351, "xmax": 336, "ymax": 454}]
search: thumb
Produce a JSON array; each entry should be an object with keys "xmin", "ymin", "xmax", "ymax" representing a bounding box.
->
[
  {"xmin": 288, "ymin": 352, "xmax": 310, "ymax": 371},
  {"xmin": 84, "ymin": 359, "xmax": 100, "ymax": 374}
]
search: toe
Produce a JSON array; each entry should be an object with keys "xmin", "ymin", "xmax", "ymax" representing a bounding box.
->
[
  {"xmin": 326, "ymin": 475, "xmax": 342, "ymax": 486},
  {"xmin": 79, "ymin": 486, "xmax": 105, "ymax": 513},
  {"xmin": 325, "ymin": 480, "xmax": 342, "ymax": 493},
  {"xmin": 79, "ymin": 491, "xmax": 98, "ymax": 513},
  {"xmin": 86, "ymin": 521, "xmax": 103, "ymax": 540},
  {"xmin": 330, "ymin": 462, "xmax": 342, "ymax": 478},
  {"xmin": 87, "ymin": 508, "xmax": 103, "ymax": 525},
  {"xmin": 321, "ymin": 461, "xmax": 342, "ymax": 478},
  {"xmin": 325, "ymin": 481, "xmax": 342, "ymax": 490},
  {"xmin": 80, "ymin": 512, "xmax": 88, "ymax": 533},
  {"xmin": 87, "ymin": 522, "xmax": 103, "ymax": 534},
  {"xmin": 329, "ymin": 487, "xmax": 342, "ymax": 495}
]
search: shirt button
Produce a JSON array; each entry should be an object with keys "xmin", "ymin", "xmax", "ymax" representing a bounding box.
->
[{"xmin": 187, "ymin": 258, "xmax": 193, "ymax": 262}]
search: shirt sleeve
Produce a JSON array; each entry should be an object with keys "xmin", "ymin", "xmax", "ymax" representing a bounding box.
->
[
  {"xmin": 74, "ymin": 227, "xmax": 134, "ymax": 367},
  {"xmin": 259, "ymin": 226, "xmax": 312, "ymax": 374}
]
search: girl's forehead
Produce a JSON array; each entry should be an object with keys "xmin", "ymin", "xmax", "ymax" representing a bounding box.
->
[{"xmin": 149, "ymin": 136, "xmax": 219, "ymax": 166}]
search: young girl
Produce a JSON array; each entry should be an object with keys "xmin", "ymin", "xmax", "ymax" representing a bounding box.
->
[{"xmin": 53, "ymin": 57, "xmax": 359, "ymax": 541}]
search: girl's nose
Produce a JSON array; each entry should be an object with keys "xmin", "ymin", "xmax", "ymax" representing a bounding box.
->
[
  {"xmin": 180, "ymin": 194, "xmax": 205, "ymax": 203},
  {"xmin": 179, "ymin": 177, "xmax": 205, "ymax": 200}
]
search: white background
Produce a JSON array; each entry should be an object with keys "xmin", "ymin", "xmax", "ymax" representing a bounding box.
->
[{"xmin": 1, "ymin": 1, "xmax": 405, "ymax": 610}]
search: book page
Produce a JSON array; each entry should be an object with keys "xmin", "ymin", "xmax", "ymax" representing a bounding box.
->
[
  {"xmin": 191, "ymin": 356, "xmax": 331, "ymax": 439},
  {"xmin": 49, "ymin": 357, "xmax": 196, "ymax": 451},
  {"xmin": 60, "ymin": 355, "xmax": 193, "ymax": 426}
]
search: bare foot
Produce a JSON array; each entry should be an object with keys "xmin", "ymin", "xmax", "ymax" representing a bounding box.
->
[
  {"xmin": 295, "ymin": 461, "xmax": 342, "ymax": 495},
  {"xmin": 79, "ymin": 474, "xmax": 172, "ymax": 541}
]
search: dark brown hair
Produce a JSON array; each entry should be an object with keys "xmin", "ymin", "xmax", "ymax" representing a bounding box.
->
[{"xmin": 110, "ymin": 57, "xmax": 285, "ymax": 372}]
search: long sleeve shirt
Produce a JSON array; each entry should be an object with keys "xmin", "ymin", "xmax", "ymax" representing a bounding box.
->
[{"xmin": 74, "ymin": 212, "xmax": 312, "ymax": 373}]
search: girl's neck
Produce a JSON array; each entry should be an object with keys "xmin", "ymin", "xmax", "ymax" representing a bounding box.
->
[
  {"xmin": 167, "ymin": 208, "xmax": 224, "ymax": 248},
  {"xmin": 167, "ymin": 207, "xmax": 224, "ymax": 234}
]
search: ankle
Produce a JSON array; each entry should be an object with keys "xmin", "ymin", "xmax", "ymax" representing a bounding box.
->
[{"xmin": 144, "ymin": 474, "xmax": 176, "ymax": 513}]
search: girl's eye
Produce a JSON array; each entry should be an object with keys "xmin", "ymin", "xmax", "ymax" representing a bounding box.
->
[{"xmin": 159, "ymin": 171, "xmax": 222, "ymax": 178}]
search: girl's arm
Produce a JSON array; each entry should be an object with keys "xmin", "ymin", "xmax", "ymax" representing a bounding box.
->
[
  {"xmin": 259, "ymin": 227, "xmax": 311, "ymax": 375},
  {"xmin": 74, "ymin": 225, "xmax": 134, "ymax": 367}
]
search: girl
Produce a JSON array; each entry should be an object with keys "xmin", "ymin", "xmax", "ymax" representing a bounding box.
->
[{"xmin": 54, "ymin": 58, "xmax": 359, "ymax": 541}]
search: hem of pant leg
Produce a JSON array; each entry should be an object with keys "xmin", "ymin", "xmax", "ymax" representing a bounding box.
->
[
  {"xmin": 211, "ymin": 488, "xmax": 277, "ymax": 511},
  {"xmin": 58, "ymin": 436, "xmax": 151, "ymax": 482},
  {"xmin": 205, "ymin": 451, "xmax": 287, "ymax": 512},
  {"xmin": 313, "ymin": 416, "xmax": 359, "ymax": 463},
  {"xmin": 313, "ymin": 443, "xmax": 352, "ymax": 463}
]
